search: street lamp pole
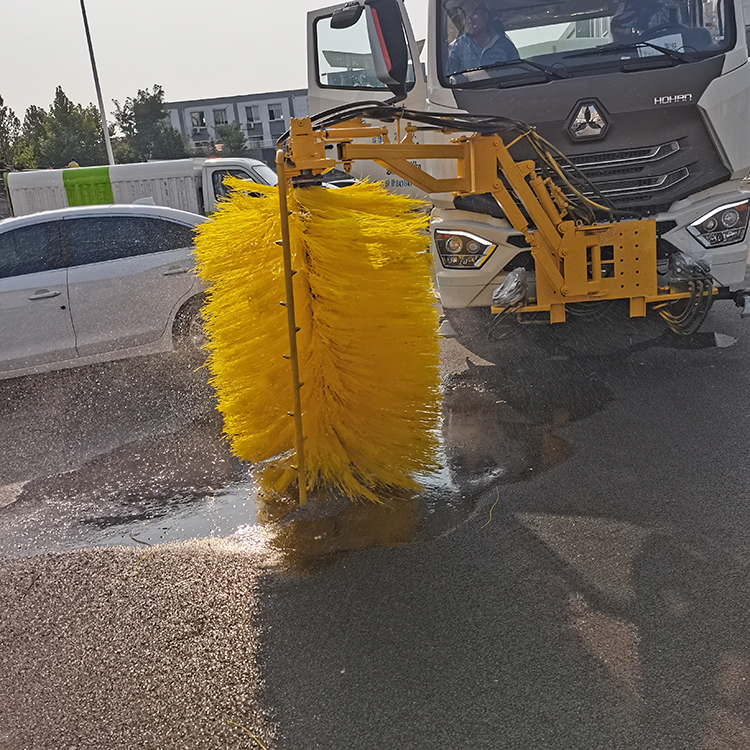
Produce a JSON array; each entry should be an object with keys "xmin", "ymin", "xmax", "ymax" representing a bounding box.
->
[{"xmin": 79, "ymin": 0, "xmax": 115, "ymax": 165}]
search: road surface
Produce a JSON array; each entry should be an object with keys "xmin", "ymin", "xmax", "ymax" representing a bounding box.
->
[{"xmin": 3, "ymin": 301, "xmax": 750, "ymax": 748}]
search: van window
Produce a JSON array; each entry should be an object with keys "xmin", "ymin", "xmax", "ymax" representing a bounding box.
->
[
  {"xmin": 212, "ymin": 169, "xmax": 270, "ymax": 200},
  {"xmin": 63, "ymin": 216, "xmax": 195, "ymax": 266},
  {"xmin": 251, "ymin": 165, "xmax": 279, "ymax": 186},
  {"xmin": 0, "ymin": 223, "xmax": 59, "ymax": 279}
]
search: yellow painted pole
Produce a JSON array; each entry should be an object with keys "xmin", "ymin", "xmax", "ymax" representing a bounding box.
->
[{"xmin": 275, "ymin": 150, "xmax": 307, "ymax": 505}]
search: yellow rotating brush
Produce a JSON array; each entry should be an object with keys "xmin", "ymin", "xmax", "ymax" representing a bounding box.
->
[{"xmin": 193, "ymin": 177, "xmax": 441, "ymax": 503}]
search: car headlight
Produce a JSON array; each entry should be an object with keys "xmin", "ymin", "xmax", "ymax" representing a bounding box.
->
[
  {"xmin": 434, "ymin": 230, "xmax": 496, "ymax": 269},
  {"xmin": 687, "ymin": 200, "xmax": 750, "ymax": 248}
]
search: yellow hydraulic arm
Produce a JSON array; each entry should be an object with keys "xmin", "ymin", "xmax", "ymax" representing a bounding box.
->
[{"xmin": 281, "ymin": 114, "xmax": 703, "ymax": 324}]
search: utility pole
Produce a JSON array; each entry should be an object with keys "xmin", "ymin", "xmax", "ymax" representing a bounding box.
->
[{"xmin": 79, "ymin": 0, "xmax": 115, "ymax": 165}]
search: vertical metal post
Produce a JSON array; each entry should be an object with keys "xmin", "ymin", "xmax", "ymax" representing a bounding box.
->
[
  {"xmin": 275, "ymin": 150, "xmax": 307, "ymax": 505},
  {"xmin": 79, "ymin": 0, "xmax": 115, "ymax": 166}
]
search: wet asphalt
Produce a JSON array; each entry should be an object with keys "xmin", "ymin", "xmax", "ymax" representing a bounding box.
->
[
  {"xmin": 257, "ymin": 304, "xmax": 750, "ymax": 749},
  {"xmin": 4, "ymin": 299, "xmax": 750, "ymax": 748}
]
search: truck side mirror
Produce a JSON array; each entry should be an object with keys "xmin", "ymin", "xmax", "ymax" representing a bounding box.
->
[
  {"xmin": 364, "ymin": 0, "xmax": 409, "ymax": 102},
  {"xmin": 331, "ymin": 2, "xmax": 364, "ymax": 29}
]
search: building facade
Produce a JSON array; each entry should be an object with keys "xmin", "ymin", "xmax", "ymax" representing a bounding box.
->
[{"xmin": 165, "ymin": 89, "xmax": 308, "ymax": 166}]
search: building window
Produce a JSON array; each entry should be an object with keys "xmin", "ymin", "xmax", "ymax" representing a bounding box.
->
[
  {"xmin": 247, "ymin": 135, "xmax": 264, "ymax": 149},
  {"xmin": 190, "ymin": 111, "xmax": 206, "ymax": 128},
  {"xmin": 245, "ymin": 105, "xmax": 260, "ymax": 128},
  {"xmin": 268, "ymin": 103, "xmax": 283, "ymax": 122},
  {"xmin": 213, "ymin": 108, "xmax": 228, "ymax": 126}
]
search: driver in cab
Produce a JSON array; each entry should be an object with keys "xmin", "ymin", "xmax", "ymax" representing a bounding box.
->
[
  {"xmin": 610, "ymin": 0, "xmax": 685, "ymax": 42},
  {"xmin": 447, "ymin": 0, "xmax": 519, "ymax": 75}
]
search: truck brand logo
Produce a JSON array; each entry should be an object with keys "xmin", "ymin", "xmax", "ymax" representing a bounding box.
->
[
  {"xmin": 567, "ymin": 101, "xmax": 609, "ymax": 141},
  {"xmin": 654, "ymin": 94, "xmax": 693, "ymax": 105}
]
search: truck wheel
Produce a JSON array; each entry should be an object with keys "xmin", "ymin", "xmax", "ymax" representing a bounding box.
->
[
  {"xmin": 173, "ymin": 297, "xmax": 208, "ymax": 364},
  {"xmin": 442, "ymin": 306, "xmax": 521, "ymax": 358}
]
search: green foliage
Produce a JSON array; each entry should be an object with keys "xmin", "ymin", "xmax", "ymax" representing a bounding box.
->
[
  {"xmin": 113, "ymin": 84, "xmax": 187, "ymax": 162},
  {"xmin": 20, "ymin": 105, "xmax": 49, "ymax": 168},
  {"xmin": 216, "ymin": 122, "xmax": 248, "ymax": 157},
  {"xmin": 8, "ymin": 88, "xmax": 108, "ymax": 169},
  {"xmin": 111, "ymin": 138, "xmax": 139, "ymax": 165},
  {"xmin": 38, "ymin": 87, "xmax": 108, "ymax": 168},
  {"xmin": 0, "ymin": 96, "xmax": 22, "ymax": 166},
  {"xmin": 12, "ymin": 141, "xmax": 37, "ymax": 169},
  {"xmin": 189, "ymin": 141, "xmax": 219, "ymax": 158},
  {"xmin": 1, "ymin": 84, "xmax": 187, "ymax": 171}
]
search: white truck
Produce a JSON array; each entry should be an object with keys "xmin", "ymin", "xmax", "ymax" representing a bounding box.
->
[
  {"xmin": 306, "ymin": 0, "xmax": 750, "ymax": 339},
  {"xmin": 3, "ymin": 157, "xmax": 278, "ymax": 218}
]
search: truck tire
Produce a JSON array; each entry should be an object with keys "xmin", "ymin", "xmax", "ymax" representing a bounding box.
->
[{"xmin": 442, "ymin": 306, "xmax": 523, "ymax": 359}]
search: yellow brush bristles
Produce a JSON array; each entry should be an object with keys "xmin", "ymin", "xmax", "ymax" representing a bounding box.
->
[{"xmin": 193, "ymin": 178, "xmax": 442, "ymax": 502}]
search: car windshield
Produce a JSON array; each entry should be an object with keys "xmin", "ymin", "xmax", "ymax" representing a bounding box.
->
[{"xmin": 440, "ymin": 0, "xmax": 734, "ymax": 84}]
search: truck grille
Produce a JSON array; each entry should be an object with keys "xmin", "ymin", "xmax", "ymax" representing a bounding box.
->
[
  {"xmin": 454, "ymin": 141, "xmax": 696, "ymax": 220},
  {"xmin": 562, "ymin": 141, "xmax": 689, "ymax": 210},
  {"xmin": 567, "ymin": 141, "xmax": 680, "ymax": 169},
  {"xmin": 506, "ymin": 219, "xmax": 678, "ymax": 250},
  {"xmin": 581, "ymin": 167, "xmax": 690, "ymax": 198}
]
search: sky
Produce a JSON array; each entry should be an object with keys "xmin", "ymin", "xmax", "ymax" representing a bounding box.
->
[{"xmin": 1, "ymin": 0, "xmax": 429, "ymax": 119}]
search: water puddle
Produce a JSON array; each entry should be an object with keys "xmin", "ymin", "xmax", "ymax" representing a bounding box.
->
[
  {"xmin": 1, "ymin": 323, "xmax": 730, "ymax": 563},
  {"xmin": 714, "ymin": 332, "xmax": 737, "ymax": 348},
  {"xmin": 1, "ymin": 356, "xmax": 602, "ymax": 560}
]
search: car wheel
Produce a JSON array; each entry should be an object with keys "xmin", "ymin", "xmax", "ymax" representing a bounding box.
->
[{"xmin": 174, "ymin": 297, "xmax": 208, "ymax": 363}]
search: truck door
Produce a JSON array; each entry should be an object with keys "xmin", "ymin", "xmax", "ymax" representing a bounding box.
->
[{"xmin": 307, "ymin": 0, "xmax": 428, "ymax": 193}]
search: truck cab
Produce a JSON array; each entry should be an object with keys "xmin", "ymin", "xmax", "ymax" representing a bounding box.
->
[
  {"xmin": 200, "ymin": 158, "xmax": 278, "ymax": 212},
  {"xmin": 307, "ymin": 0, "xmax": 750, "ymax": 325}
]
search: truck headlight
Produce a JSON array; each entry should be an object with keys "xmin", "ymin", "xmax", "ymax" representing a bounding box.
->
[
  {"xmin": 687, "ymin": 200, "xmax": 750, "ymax": 248},
  {"xmin": 434, "ymin": 231, "xmax": 496, "ymax": 269}
]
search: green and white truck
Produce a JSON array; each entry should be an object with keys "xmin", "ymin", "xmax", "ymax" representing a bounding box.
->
[{"xmin": 2, "ymin": 157, "xmax": 278, "ymax": 218}]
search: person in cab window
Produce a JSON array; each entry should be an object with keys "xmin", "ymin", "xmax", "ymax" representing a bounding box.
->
[
  {"xmin": 447, "ymin": 0, "xmax": 519, "ymax": 75},
  {"xmin": 610, "ymin": 0, "xmax": 684, "ymax": 42}
]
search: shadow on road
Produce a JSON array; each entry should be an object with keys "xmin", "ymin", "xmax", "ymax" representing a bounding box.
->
[
  {"xmin": 631, "ymin": 533, "xmax": 750, "ymax": 748},
  {"xmin": 254, "ymin": 310, "xmax": 750, "ymax": 749}
]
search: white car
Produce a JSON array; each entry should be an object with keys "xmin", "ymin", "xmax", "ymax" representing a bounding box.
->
[{"xmin": 0, "ymin": 204, "xmax": 208, "ymax": 379}]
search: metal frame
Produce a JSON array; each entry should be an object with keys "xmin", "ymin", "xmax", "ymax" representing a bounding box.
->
[
  {"xmin": 281, "ymin": 116, "xmax": 705, "ymax": 323},
  {"xmin": 276, "ymin": 150, "xmax": 308, "ymax": 505}
]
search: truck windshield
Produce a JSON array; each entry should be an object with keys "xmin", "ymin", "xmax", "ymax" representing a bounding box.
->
[
  {"xmin": 252, "ymin": 164, "xmax": 279, "ymax": 186},
  {"xmin": 440, "ymin": 0, "xmax": 734, "ymax": 85}
]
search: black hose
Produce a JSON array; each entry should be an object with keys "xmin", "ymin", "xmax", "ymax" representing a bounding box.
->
[
  {"xmin": 277, "ymin": 103, "xmax": 622, "ymax": 222},
  {"xmin": 659, "ymin": 276, "xmax": 715, "ymax": 335}
]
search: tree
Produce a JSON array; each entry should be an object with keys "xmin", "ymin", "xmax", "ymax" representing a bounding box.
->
[
  {"xmin": 0, "ymin": 96, "xmax": 21, "ymax": 166},
  {"xmin": 36, "ymin": 87, "xmax": 107, "ymax": 168},
  {"xmin": 216, "ymin": 122, "xmax": 248, "ymax": 157},
  {"xmin": 19, "ymin": 105, "xmax": 50, "ymax": 168},
  {"xmin": 113, "ymin": 84, "xmax": 187, "ymax": 162}
]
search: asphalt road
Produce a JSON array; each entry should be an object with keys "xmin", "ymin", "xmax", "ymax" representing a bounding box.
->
[
  {"xmin": 4, "ymin": 299, "xmax": 750, "ymax": 748},
  {"xmin": 258, "ymin": 301, "xmax": 750, "ymax": 749}
]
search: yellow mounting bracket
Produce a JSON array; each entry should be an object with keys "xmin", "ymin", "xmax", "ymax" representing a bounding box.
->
[{"xmin": 281, "ymin": 116, "xmax": 702, "ymax": 324}]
